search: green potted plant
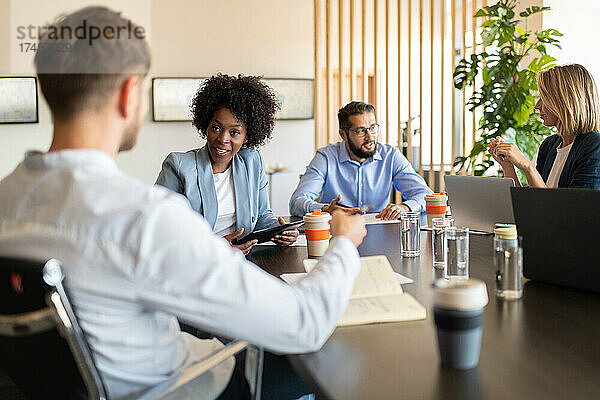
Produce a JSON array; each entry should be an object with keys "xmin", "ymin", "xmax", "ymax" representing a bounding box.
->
[{"xmin": 453, "ymin": 0, "xmax": 562, "ymax": 179}]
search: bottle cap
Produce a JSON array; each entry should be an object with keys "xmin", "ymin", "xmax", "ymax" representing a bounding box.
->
[{"xmin": 493, "ymin": 224, "xmax": 517, "ymax": 239}]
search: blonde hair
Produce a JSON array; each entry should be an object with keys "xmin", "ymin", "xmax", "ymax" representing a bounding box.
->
[{"xmin": 536, "ymin": 64, "xmax": 600, "ymax": 136}]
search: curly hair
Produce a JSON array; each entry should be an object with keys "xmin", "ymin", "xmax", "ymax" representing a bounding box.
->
[{"xmin": 191, "ymin": 74, "xmax": 281, "ymax": 149}]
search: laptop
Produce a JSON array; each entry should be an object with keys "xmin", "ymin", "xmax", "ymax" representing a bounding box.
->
[
  {"xmin": 511, "ymin": 187, "xmax": 600, "ymax": 293},
  {"xmin": 444, "ymin": 175, "xmax": 515, "ymax": 233}
]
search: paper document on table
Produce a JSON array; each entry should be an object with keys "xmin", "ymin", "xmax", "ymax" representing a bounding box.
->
[
  {"xmin": 302, "ymin": 257, "xmax": 413, "ymax": 284},
  {"xmin": 349, "ymin": 256, "xmax": 404, "ymax": 298},
  {"xmin": 363, "ymin": 213, "xmax": 402, "ymax": 225},
  {"xmin": 282, "ymin": 255, "xmax": 425, "ymax": 326},
  {"xmin": 283, "ymin": 271, "xmax": 412, "ymax": 286},
  {"xmin": 338, "ymin": 294, "xmax": 426, "ymax": 326}
]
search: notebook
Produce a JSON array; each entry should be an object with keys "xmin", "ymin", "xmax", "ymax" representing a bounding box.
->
[{"xmin": 281, "ymin": 255, "xmax": 426, "ymax": 326}]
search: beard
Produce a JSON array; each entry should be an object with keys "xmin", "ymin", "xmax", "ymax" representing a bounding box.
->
[
  {"xmin": 119, "ymin": 104, "xmax": 142, "ymax": 152},
  {"xmin": 347, "ymin": 137, "xmax": 376, "ymax": 159}
]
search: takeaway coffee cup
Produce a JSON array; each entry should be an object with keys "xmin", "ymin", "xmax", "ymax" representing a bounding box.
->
[
  {"xmin": 425, "ymin": 193, "xmax": 448, "ymax": 227},
  {"xmin": 433, "ymin": 279, "xmax": 489, "ymax": 369},
  {"xmin": 303, "ymin": 209, "xmax": 332, "ymax": 257}
]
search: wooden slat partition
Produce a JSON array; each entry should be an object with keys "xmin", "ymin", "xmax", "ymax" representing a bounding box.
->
[
  {"xmin": 325, "ymin": 0, "xmax": 332, "ymax": 145},
  {"xmin": 362, "ymin": 0, "xmax": 368, "ymax": 102},
  {"xmin": 314, "ymin": 0, "xmax": 321, "ymax": 150},
  {"xmin": 407, "ymin": 0, "xmax": 413, "ymax": 162},
  {"xmin": 418, "ymin": 0, "xmax": 423, "ymax": 175},
  {"xmin": 339, "ymin": 0, "xmax": 344, "ymax": 112},
  {"xmin": 429, "ymin": 0, "xmax": 434, "ymax": 186},
  {"xmin": 350, "ymin": 0, "xmax": 356, "ymax": 100},
  {"xmin": 374, "ymin": 0, "xmax": 378, "ymax": 121},
  {"xmin": 440, "ymin": 0, "xmax": 445, "ymax": 189},
  {"xmin": 397, "ymin": 0, "xmax": 402, "ymax": 151},
  {"xmin": 472, "ymin": 0, "xmax": 477, "ymax": 149},
  {"xmin": 451, "ymin": 0, "xmax": 456, "ymax": 176},
  {"xmin": 461, "ymin": 0, "xmax": 467, "ymax": 175},
  {"xmin": 313, "ymin": 0, "xmax": 485, "ymax": 191},
  {"xmin": 385, "ymin": 0, "xmax": 390, "ymax": 145}
]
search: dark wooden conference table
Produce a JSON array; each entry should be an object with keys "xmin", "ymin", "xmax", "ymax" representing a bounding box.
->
[{"xmin": 251, "ymin": 223, "xmax": 600, "ymax": 400}]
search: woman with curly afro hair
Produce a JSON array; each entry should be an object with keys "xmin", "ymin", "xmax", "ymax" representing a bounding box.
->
[{"xmin": 156, "ymin": 74, "xmax": 298, "ymax": 254}]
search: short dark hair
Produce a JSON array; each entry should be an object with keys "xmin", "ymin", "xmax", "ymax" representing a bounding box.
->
[
  {"xmin": 34, "ymin": 6, "xmax": 151, "ymax": 120},
  {"xmin": 338, "ymin": 101, "xmax": 376, "ymax": 130},
  {"xmin": 191, "ymin": 74, "xmax": 281, "ymax": 149}
]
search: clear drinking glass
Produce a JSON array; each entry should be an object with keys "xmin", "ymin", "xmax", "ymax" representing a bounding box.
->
[
  {"xmin": 432, "ymin": 217, "xmax": 454, "ymax": 271},
  {"xmin": 401, "ymin": 211, "xmax": 421, "ymax": 257},
  {"xmin": 494, "ymin": 235, "xmax": 523, "ymax": 299},
  {"xmin": 446, "ymin": 227, "xmax": 469, "ymax": 280}
]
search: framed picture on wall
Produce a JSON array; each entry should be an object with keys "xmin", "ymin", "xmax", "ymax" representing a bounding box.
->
[
  {"xmin": 152, "ymin": 77, "xmax": 314, "ymax": 122},
  {"xmin": 264, "ymin": 78, "xmax": 313, "ymax": 120},
  {"xmin": 0, "ymin": 77, "xmax": 39, "ymax": 124},
  {"xmin": 152, "ymin": 78, "xmax": 206, "ymax": 122}
]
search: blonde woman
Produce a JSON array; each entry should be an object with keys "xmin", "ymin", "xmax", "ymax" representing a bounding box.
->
[{"xmin": 488, "ymin": 64, "xmax": 600, "ymax": 188}]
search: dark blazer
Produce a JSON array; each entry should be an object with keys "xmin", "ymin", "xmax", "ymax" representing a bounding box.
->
[
  {"xmin": 536, "ymin": 131, "xmax": 600, "ymax": 189},
  {"xmin": 156, "ymin": 146, "xmax": 279, "ymax": 238}
]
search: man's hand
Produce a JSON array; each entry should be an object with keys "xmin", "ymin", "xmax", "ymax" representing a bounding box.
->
[
  {"xmin": 376, "ymin": 203, "xmax": 409, "ymax": 220},
  {"xmin": 224, "ymin": 228, "xmax": 258, "ymax": 256},
  {"xmin": 330, "ymin": 210, "xmax": 367, "ymax": 248},
  {"xmin": 272, "ymin": 216, "xmax": 299, "ymax": 246},
  {"xmin": 322, "ymin": 194, "xmax": 364, "ymax": 215}
]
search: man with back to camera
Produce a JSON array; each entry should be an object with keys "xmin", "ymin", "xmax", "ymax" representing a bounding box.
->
[
  {"xmin": 0, "ymin": 6, "xmax": 366, "ymax": 399},
  {"xmin": 289, "ymin": 101, "xmax": 432, "ymax": 220}
]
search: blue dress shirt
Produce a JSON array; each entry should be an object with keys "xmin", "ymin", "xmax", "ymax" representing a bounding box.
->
[{"xmin": 289, "ymin": 141, "xmax": 432, "ymax": 216}]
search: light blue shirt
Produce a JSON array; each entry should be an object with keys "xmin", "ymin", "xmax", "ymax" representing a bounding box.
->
[
  {"xmin": 156, "ymin": 146, "xmax": 280, "ymax": 242},
  {"xmin": 289, "ymin": 141, "xmax": 432, "ymax": 216}
]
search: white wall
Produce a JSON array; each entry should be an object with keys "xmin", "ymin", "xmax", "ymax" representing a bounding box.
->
[
  {"xmin": 0, "ymin": 0, "xmax": 315, "ymax": 215},
  {"xmin": 543, "ymin": 0, "xmax": 600, "ymax": 83}
]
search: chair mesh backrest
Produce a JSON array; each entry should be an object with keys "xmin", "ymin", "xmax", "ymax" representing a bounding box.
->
[{"xmin": 0, "ymin": 257, "xmax": 87, "ymax": 399}]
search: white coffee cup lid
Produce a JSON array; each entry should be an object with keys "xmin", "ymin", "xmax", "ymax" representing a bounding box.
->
[
  {"xmin": 303, "ymin": 209, "xmax": 332, "ymax": 223},
  {"xmin": 425, "ymin": 193, "xmax": 448, "ymax": 202},
  {"xmin": 433, "ymin": 279, "xmax": 489, "ymax": 311}
]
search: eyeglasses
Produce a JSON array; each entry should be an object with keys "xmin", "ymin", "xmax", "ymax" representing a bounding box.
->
[{"xmin": 347, "ymin": 123, "xmax": 380, "ymax": 138}]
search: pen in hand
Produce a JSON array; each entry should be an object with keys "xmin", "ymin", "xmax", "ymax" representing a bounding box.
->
[{"xmin": 337, "ymin": 202, "xmax": 371, "ymax": 215}]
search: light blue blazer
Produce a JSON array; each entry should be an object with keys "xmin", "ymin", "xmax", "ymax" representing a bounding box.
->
[{"xmin": 156, "ymin": 146, "xmax": 279, "ymax": 239}]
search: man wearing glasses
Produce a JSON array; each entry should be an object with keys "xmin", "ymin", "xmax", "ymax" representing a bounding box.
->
[{"xmin": 290, "ymin": 101, "xmax": 432, "ymax": 220}]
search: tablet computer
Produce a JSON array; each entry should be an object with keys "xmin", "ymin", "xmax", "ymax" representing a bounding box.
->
[{"xmin": 231, "ymin": 220, "xmax": 305, "ymax": 245}]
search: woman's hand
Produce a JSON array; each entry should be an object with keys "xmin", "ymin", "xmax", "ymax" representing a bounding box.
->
[
  {"xmin": 488, "ymin": 137, "xmax": 511, "ymax": 167},
  {"xmin": 493, "ymin": 140, "xmax": 534, "ymax": 172},
  {"xmin": 272, "ymin": 217, "xmax": 299, "ymax": 246},
  {"xmin": 224, "ymin": 228, "xmax": 258, "ymax": 256}
]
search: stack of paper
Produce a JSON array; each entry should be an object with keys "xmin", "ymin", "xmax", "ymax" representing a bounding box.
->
[{"xmin": 281, "ymin": 255, "xmax": 426, "ymax": 327}]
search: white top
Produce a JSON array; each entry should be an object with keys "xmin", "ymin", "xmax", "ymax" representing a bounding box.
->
[
  {"xmin": 546, "ymin": 142, "xmax": 573, "ymax": 188},
  {"xmin": 212, "ymin": 166, "xmax": 237, "ymax": 236},
  {"xmin": 0, "ymin": 150, "xmax": 360, "ymax": 399}
]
